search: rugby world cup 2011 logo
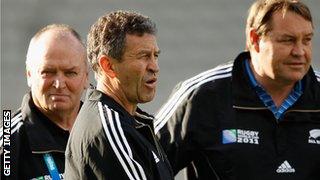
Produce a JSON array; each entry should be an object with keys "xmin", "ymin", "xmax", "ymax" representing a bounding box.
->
[
  {"xmin": 222, "ymin": 129, "xmax": 259, "ymax": 145},
  {"xmin": 222, "ymin": 129, "xmax": 237, "ymax": 144},
  {"xmin": 308, "ymin": 129, "xmax": 320, "ymax": 145}
]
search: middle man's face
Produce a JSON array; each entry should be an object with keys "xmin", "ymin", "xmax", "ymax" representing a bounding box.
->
[{"xmin": 114, "ymin": 33, "xmax": 160, "ymax": 104}]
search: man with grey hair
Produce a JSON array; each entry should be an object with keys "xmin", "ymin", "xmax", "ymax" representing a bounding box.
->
[
  {"xmin": 65, "ymin": 10, "xmax": 173, "ymax": 180},
  {"xmin": 155, "ymin": 0, "xmax": 320, "ymax": 179},
  {"xmin": 0, "ymin": 24, "xmax": 88, "ymax": 180}
]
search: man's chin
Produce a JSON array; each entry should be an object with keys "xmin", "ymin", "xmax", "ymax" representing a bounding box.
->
[
  {"xmin": 139, "ymin": 95, "xmax": 155, "ymax": 104},
  {"xmin": 49, "ymin": 103, "xmax": 72, "ymax": 112},
  {"xmin": 285, "ymin": 73, "xmax": 306, "ymax": 83}
]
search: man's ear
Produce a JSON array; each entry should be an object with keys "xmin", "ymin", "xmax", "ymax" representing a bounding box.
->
[
  {"xmin": 250, "ymin": 29, "xmax": 260, "ymax": 52},
  {"xmin": 98, "ymin": 55, "xmax": 116, "ymax": 78},
  {"xmin": 26, "ymin": 69, "xmax": 32, "ymax": 87},
  {"xmin": 84, "ymin": 71, "xmax": 89, "ymax": 89}
]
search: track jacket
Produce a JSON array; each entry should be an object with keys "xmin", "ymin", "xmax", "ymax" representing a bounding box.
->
[
  {"xmin": 0, "ymin": 93, "xmax": 69, "ymax": 180},
  {"xmin": 65, "ymin": 89, "xmax": 173, "ymax": 180},
  {"xmin": 155, "ymin": 51, "xmax": 320, "ymax": 180}
]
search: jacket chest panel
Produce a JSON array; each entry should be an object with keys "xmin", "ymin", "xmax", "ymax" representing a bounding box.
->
[
  {"xmin": 196, "ymin": 109, "xmax": 320, "ymax": 179},
  {"xmin": 19, "ymin": 152, "xmax": 65, "ymax": 180},
  {"xmin": 124, "ymin": 125, "xmax": 173, "ymax": 180}
]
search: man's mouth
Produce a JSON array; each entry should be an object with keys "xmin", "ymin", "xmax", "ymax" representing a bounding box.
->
[
  {"xmin": 285, "ymin": 62, "xmax": 305, "ymax": 68},
  {"xmin": 50, "ymin": 94, "xmax": 69, "ymax": 101},
  {"xmin": 145, "ymin": 78, "xmax": 157, "ymax": 88}
]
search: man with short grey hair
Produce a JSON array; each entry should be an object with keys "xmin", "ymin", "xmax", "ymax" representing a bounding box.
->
[{"xmin": 0, "ymin": 24, "xmax": 88, "ymax": 180}]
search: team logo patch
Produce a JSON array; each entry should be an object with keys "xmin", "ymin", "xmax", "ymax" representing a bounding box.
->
[
  {"xmin": 222, "ymin": 129, "xmax": 259, "ymax": 145},
  {"xmin": 276, "ymin": 160, "xmax": 295, "ymax": 173},
  {"xmin": 308, "ymin": 129, "xmax": 320, "ymax": 145}
]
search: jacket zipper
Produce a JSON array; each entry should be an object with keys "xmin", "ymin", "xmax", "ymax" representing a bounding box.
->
[
  {"xmin": 146, "ymin": 125, "xmax": 165, "ymax": 161},
  {"xmin": 136, "ymin": 121, "xmax": 165, "ymax": 161}
]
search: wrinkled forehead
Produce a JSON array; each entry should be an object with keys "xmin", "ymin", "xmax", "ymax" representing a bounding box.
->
[
  {"xmin": 27, "ymin": 30, "xmax": 86, "ymax": 68},
  {"xmin": 124, "ymin": 33, "xmax": 159, "ymax": 52},
  {"xmin": 34, "ymin": 30, "xmax": 84, "ymax": 53}
]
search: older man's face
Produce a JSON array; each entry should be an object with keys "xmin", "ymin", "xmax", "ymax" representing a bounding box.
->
[
  {"xmin": 27, "ymin": 31, "xmax": 88, "ymax": 114},
  {"xmin": 113, "ymin": 33, "xmax": 160, "ymax": 104}
]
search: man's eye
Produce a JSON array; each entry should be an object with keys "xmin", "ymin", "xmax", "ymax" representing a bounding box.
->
[
  {"xmin": 277, "ymin": 37, "xmax": 295, "ymax": 45},
  {"xmin": 41, "ymin": 71, "xmax": 54, "ymax": 76},
  {"xmin": 303, "ymin": 38, "xmax": 312, "ymax": 45},
  {"xmin": 144, "ymin": 54, "xmax": 150, "ymax": 58},
  {"xmin": 66, "ymin": 71, "xmax": 77, "ymax": 76},
  {"xmin": 139, "ymin": 54, "xmax": 149, "ymax": 59},
  {"xmin": 281, "ymin": 38, "xmax": 293, "ymax": 42}
]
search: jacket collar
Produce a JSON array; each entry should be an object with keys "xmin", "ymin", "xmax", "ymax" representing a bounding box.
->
[
  {"xmin": 232, "ymin": 52, "xmax": 265, "ymax": 107},
  {"xmin": 232, "ymin": 51, "xmax": 320, "ymax": 110},
  {"xmin": 292, "ymin": 66, "xmax": 320, "ymax": 110},
  {"xmin": 87, "ymin": 89, "xmax": 154, "ymax": 128},
  {"xmin": 21, "ymin": 93, "xmax": 70, "ymax": 153}
]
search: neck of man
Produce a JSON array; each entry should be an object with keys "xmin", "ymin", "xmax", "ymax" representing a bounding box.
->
[
  {"xmin": 39, "ymin": 105, "xmax": 79, "ymax": 131},
  {"xmin": 257, "ymin": 76, "xmax": 295, "ymax": 107},
  {"xmin": 97, "ymin": 82, "xmax": 137, "ymax": 116},
  {"xmin": 249, "ymin": 60, "xmax": 296, "ymax": 108}
]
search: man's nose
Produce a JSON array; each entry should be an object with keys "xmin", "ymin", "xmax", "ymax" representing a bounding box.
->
[
  {"xmin": 292, "ymin": 42, "xmax": 306, "ymax": 57},
  {"xmin": 149, "ymin": 56, "xmax": 160, "ymax": 74},
  {"xmin": 53, "ymin": 75, "xmax": 66, "ymax": 89}
]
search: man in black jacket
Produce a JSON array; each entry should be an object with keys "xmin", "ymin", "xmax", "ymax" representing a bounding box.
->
[
  {"xmin": 0, "ymin": 24, "xmax": 88, "ymax": 180},
  {"xmin": 155, "ymin": 0, "xmax": 320, "ymax": 179},
  {"xmin": 64, "ymin": 10, "xmax": 173, "ymax": 180}
]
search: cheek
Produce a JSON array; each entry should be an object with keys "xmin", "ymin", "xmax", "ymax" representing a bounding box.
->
[
  {"xmin": 306, "ymin": 48, "xmax": 312, "ymax": 62},
  {"xmin": 118, "ymin": 63, "xmax": 146, "ymax": 91},
  {"xmin": 67, "ymin": 78, "xmax": 85, "ymax": 92},
  {"xmin": 126, "ymin": 75, "xmax": 140, "ymax": 92},
  {"xmin": 267, "ymin": 45, "xmax": 284, "ymax": 64},
  {"xmin": 35, "ymin": 78, "xmax": 52, "ymax": 93},
  {"xmin": 127, "ymin": 67, "xmax": 145, "ymax": 84}
]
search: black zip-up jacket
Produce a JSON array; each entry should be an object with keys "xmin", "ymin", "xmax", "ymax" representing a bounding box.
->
[
  {"xmin": 65, "ymin": 89, "xmax": 173, "ymax": 180},
  {"xmin": 155, "ymin": 51, "xmax": 320, "ymax": 180},
  {"xmin": 0, "ymin": 93, "xmax": 69, "ymax": 180}
]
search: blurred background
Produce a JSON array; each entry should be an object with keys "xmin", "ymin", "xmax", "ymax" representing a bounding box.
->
[{"xmin": 1, "ymin": 0, "xmax": 319, "ymax": 179}]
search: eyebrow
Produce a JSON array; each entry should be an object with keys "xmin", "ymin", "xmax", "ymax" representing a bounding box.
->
[
  {"xmin": 137, "ymin": 49, "xmax": 161, "ymax": 55},
  {"xmin": 305, "ymin": 32, "xmax": 314, "ymax": 37},
  {"xmin": 278, "ymin": 32, "xmax": 314, "ymax": 38},
  {"xmin": 64, "ymin": 67, "xmax": 79, "ymax": 71}
]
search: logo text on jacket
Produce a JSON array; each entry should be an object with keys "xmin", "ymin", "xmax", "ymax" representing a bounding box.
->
[
  {"xmin": 308, "ymin": 129, "xmax": 320, "ymax": 145},
  {"xmin": 222, "ymin": 129, "xmax": 259, "ymax": 145}
]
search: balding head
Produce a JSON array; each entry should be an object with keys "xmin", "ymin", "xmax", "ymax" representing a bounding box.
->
[{"xmin": 26, "ymin": 24, "xmax": 87, "ymax": 73}]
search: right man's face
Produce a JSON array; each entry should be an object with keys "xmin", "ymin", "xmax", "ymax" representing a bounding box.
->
[
  {"xmin": 113, "ymin": 33, "xmax": 160, "ymax": 104},
  {"xmin": 257, "ymin": 11, "xmax": 313, "ymax": 84}
]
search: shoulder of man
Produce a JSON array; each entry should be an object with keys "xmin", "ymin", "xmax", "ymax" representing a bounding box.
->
[
  {"xmin": 66, "ymin": 98, "xmax": 103, "ymax": 156},
  {"xmin": 154, "ymin": 61, "xmax": 233, "ymax": 134},
  {"xmin": 314, "ymin": 69, "xmax": 320, "ymax": 83}
]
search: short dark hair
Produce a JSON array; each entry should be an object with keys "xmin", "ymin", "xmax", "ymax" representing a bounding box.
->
[
  {"xmin": 246, "ymin": 0, "xmax": 313, "ymax": 49},
  {"xmin": 87, "ymin": 10, "xmax": 157, "ymax": 77}
]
